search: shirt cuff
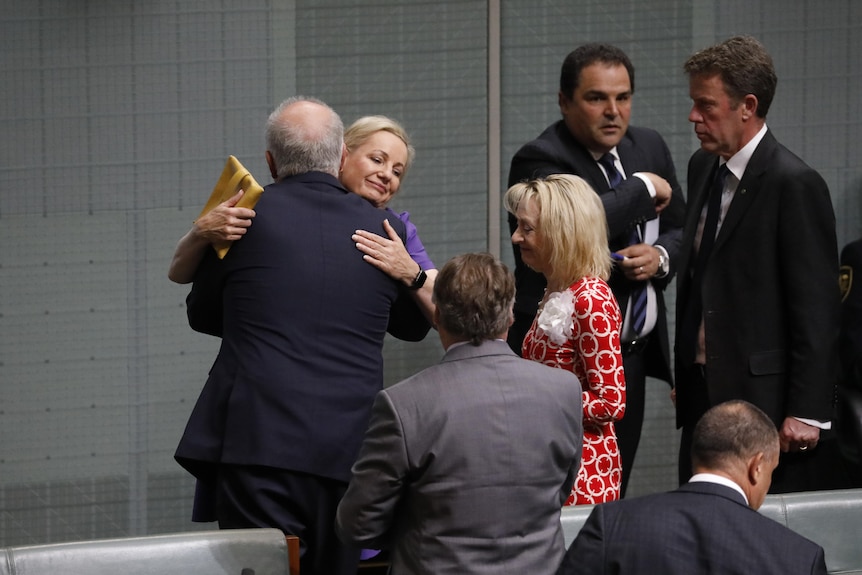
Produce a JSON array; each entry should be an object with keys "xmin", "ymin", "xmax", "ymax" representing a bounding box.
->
[
  {"xmin": 633, "ymin": 172, "xmax": 656, "ymax": 198},
  {"xmin": 794, "ymin": 416, "xmax": 832, "ymax": 430},
  {"xmin": 654, "ymin": 244, "xmax": 669, "ymax": 279}
]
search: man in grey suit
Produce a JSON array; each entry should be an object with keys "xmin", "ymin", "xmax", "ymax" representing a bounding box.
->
[
  {"xmin": 557, "ymin": 400, "xmax": 827, "ymax": 575},
  {"xmin": 336, "ymin": 252, "xmax": 584, "ymax": 575}
]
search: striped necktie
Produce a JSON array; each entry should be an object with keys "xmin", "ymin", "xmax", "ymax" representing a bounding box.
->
[{"xmin": 599, "ymin": 153, "xmax": 647, "ymax": 334}]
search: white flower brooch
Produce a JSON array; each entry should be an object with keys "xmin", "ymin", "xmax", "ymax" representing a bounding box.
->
[{"xmin": 537, "ymin": 290, "xmax": 575, "ymax": 345}]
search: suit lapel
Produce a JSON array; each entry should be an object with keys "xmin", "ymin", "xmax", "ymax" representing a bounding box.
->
[
  {"xmin": 553, "ymin": 122, "xmax": 611, "ymax": 193},
  {"xmin": 677, "ymin": 151, "xmax": 717, "ymax": 290},
  {"xmin": 711, "ymin": 130, "xmax": 776, "ymax": 256},
  {"xmin": 616, "ymin": 131, "xmax": 644, "ymax": 176}
]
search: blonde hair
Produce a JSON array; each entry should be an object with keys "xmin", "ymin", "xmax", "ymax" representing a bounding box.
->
[
  {"xmin": 344, "ymin": 115, "xmax": 416, "ymax": 176},
  {"xmin": 504, "ymin": 174, "xmax": 611, "ymax": 285}
]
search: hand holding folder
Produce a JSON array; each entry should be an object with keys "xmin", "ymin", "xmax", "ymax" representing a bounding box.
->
[{"xmin": 198, "ymin": 155, "xmax": 265, "ymax": 258}]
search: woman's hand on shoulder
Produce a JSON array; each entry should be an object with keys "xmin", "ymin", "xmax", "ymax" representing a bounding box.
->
[{"xmin": 352, "ymin": 219, "xmax": 417, "ymax": 286}]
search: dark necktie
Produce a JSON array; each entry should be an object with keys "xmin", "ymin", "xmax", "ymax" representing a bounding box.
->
[
  {"xmin": 598, "ymin": 152, "xmax": 623, "ymax": 189},
  {"xmin": 678, "ymin": 163, "xmax": 730, "ymax": 364},
  {"xmin": 598, "ymin": 153, "xmax": 647, "ymax": 335}
]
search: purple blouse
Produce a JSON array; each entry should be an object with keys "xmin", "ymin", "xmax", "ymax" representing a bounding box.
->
[{"xmin": 387, "ymin": 208, "xmax": 435, "ymax": 270}]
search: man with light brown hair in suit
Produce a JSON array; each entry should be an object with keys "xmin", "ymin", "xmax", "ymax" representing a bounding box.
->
[{"xmin": 337, "ymin": 253, "xmax": 584, "ymax": 575}]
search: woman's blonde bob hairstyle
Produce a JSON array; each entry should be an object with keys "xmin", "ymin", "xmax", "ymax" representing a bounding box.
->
[
  {"xmin": 504, "ymin": 173, "xmax": 612, "ymax": 285},
  {"xmin": 343, "ymin": 115, "xmax": 416, "ymax": 176}
]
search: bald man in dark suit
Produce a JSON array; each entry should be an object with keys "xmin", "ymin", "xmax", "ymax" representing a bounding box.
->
[{"xmin": 557, "ymin": 400, "xmax": 827, "ymax": 575}]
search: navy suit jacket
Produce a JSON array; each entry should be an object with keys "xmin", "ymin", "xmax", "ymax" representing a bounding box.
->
[
  {"xmin": 175, "ymin": 172, "xmax": 430, "ymax": 485},
  {"xmin": 674, "ymin": 130, "xmax": 840, "ymax": 428},
  {"xmin": 557, "ymin": 481, "xmax": 827, "ymax": 575},
  {"xmin": 507, "ymin": 120, "xmax": 686, "ymax": 383}
]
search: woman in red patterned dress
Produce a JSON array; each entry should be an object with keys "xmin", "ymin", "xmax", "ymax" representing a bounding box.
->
[{"xmin": 505, "ymin": 173, "xmax": 625, "ymax": 505}]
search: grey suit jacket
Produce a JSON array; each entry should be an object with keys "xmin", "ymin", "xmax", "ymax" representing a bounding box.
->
[
  {"xmin": 336, "ymin": 340, "xmax": 583, "ymax": 575},
  {"xmin": 557, "ymin": 481, "xmax": 827, "ymax": 575}
]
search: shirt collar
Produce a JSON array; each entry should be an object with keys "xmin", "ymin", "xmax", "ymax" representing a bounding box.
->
[
  {"xmin": 590, "ymin": 147, "xmax": 619, "ymax": 163},
  {"xmin": 689, "ymin": 472, "xmax": 749, "ymax": 505},
  {"xmin": 724, "ymin": 124, "xmax": 768, "ymax": 182}
]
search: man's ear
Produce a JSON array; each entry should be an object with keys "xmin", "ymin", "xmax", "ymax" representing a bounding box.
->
[
  {"xmin": 741, "ymin": 93, "xmax": 759, "ymax": 121},
  {"xmin": 558, "ymin": 90, "xmax": 569, "ymax": 112},
  {"xmin": 265, "ymin": 150, "xmax": 278, "ymax": 180},
  {"xmin": 748, "ymin": 451, "xmax": 766, "ymax": 485},
  {"xmin": 339, "ymin": 143, "xmax": 348, "ymax": 172}
]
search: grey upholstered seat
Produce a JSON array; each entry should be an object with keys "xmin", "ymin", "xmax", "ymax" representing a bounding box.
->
[{"xmin": 1, "ymin": 528, "xmax": 290, "ymax": 575}]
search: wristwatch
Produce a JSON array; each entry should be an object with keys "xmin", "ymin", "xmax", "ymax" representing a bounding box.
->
[
  {"xmin": 657, "ymin": 252, "xmax": 669, "ymax": 278},
  {"xmin": 409, "ymin": 268, "xmax": 427, "ymax": 290}
]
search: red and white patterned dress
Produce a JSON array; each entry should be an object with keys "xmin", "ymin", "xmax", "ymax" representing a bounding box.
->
[{"xmin": 523, "ymin": 276, "xmax": 625, "ymax": 505}]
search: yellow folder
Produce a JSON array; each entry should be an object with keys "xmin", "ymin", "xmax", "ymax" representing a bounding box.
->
[{"xmin": 198, "ymin": 155, "xmax": 265, "ymax": 259}]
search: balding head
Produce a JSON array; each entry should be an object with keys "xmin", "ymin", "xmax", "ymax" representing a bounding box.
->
[
  {"xmin": 691, "ymin": 400, "xmax": 780, "ymax": 509},
  {"xmin": 265, "ymin": 97, "xmax": 344, "ymax": 181}
]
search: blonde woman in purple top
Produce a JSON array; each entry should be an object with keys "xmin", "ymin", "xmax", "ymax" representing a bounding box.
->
[{"xmin": 169, "ymin": 115, "xmax": 436, "ymax": 321}]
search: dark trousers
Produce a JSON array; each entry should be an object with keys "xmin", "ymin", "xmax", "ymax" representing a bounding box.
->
[
  {"xmin": 770, "ymin": 433, "xmax": 856, "ymax": 493},
  {"xmin": 216, "ymin": 464, "xmax": 361, "ymax": 575},
  {"xmin": 677, "ymin": 364, "xmax": 712, "ymax": 485},
  {"xmin": 618, "ymin": 339, "xmax": 647, "ymax": 497},
  {"xmin": 677, "ymin": 365, "xmax": 857, "ymax": 492}
]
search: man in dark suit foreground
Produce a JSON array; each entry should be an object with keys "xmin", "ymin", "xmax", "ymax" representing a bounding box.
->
[
  {"xmin": 336, "ymin": 253, "xmax": 584, "ymax": 575},
  {"xmin": 174, "ymin": 97, "xmax": 429, "ymax": 575},
  {"xmin": 557, "ymin": 400, "xmax": 827, "ymax": 575}
]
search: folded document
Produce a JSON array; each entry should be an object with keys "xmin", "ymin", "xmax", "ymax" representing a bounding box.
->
[{"xmin": 197, "ymin": 155, "xmax": 264, "ymax": 258}]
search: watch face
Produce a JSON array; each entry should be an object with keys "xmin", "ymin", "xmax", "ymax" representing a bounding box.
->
[{"xmin": 411, "ymin": 269, "xmax": 427, "ymax": 290}]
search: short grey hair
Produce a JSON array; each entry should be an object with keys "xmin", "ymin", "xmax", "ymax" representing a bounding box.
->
[{"xmin": 265, "ymin": 96, "xmax": 344, "ymax": 179}]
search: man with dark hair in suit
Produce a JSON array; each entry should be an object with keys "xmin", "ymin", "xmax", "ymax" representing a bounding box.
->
[
  {"xmin": 557, "ymin": 400, "xmax": 827, "ymax": 575},
  {"xmin": 507, "ymin": 43, "xmax": 686, "ymax": 496},
  {"xmin": 674, "ymin": 36, "xmax": 847, "ymax": 492},
  {"xmin": 174, "ymin": 96, "xmax": 429, "ymax": 575},
  {"xmin": 336, "ymin": 253, "xmax": 584, "ymax": 575}
]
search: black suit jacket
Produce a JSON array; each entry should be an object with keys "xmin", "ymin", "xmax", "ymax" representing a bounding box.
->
[
  {"xmin": 175, "ymin": 172, "xmax": 430, "ymax": 484},
  {"xmin": 557, "ymin": 481, "xmax": 827, "ymax": 575},
  {"xmin": 675, "ymin": 130, "xmax": 840, "ymax": 428},
  {"xmin": 508, "ymin": 120, "xmax": 686, "ymax": 383}
]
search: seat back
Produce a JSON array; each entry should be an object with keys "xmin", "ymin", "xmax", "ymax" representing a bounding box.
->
[
  {"xmin": 559, "ymin": 504, "xmax": 595, "ymax": 548},
  {"xmin": 3, "ymin": 528, "xmax": 290, "ymax": 575},
  {"xmin": 759, "ymin": 488, "xmax": 862, "ymax": 575}
]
